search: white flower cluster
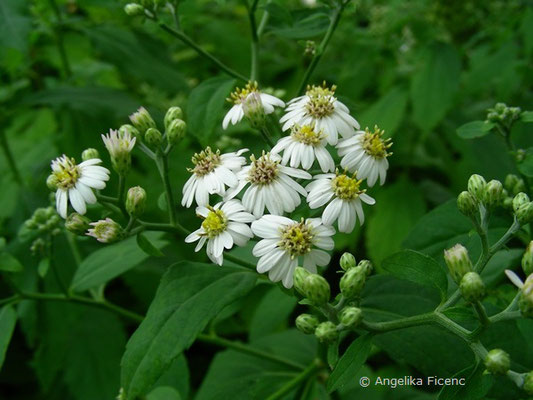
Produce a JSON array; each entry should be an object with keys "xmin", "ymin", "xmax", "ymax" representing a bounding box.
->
[{"xmin": 183, "ymin": 82, "xmax": 393, "ymax": 288}]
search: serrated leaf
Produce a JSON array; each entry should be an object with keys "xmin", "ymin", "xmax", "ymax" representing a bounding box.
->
[
  {"xmin": 456, "ymin": 121, "xmax": 494, "ymax": 139},
  {"xmin": 70, "ymin": 232, "xmax": 167, "ymax": 292},
  {"xmin": 121, "ymin": 262, "xmax": 257, "ymax": 399},
  {"xmin": 327, "ymin": 334, "xmax": 372, "ymax": 393},
  {"xmin": 0, "ymin": 252, "xmax": 23, "ymax": 273},
  {"xmin": 137, "ymin": 233, "xmax": 164, "ymax": 257},
  {"xmin": 0, "ymin": 305, "xmax": 17, "ymax": 371}
]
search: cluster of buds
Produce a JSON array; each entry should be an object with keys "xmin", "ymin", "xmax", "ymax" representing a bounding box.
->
[
  {"xmin": 444, "ymin": 244, "xmax": 486, "ymax": 302},
  {"xmin": 124, "ymin": 0, "xmax": 166, "ymax": 16},
  {"xmin": 293, "ymin": 253, "xmax": 372, "ymax": 343},
  {"xmin": 457, "ymin": 174, "xmax": 504, "ymax": 215},
  {"xmin": 484, "ymin": 348, "xmax": 510, "ymax": 375},
  {"xmin": 504, "ymin": 174, "xmax": 527, "ymax": 198},
  {"xmin": 486, "ymin": 102, "xmax": 522, "ymax": 131},
  {"xmin": 20, "ymin": 207, "xmax": 62, "ymax": 256}
]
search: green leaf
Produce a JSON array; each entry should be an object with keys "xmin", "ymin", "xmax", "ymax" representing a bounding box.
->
[
  {"xmin": 121, "ymin": 262, "xmax": 257, "ymax": 399},
  {"xmin": 382, "ymin": 250, "xmax": 448, "ymax": 299},
  {"xmin": 147, "ymin": 386, "xmax": 181, "ymax": 400},
  {"xmin": 438, "ymin": 363, "xmax": 493, "ymax": 400},
  {"xmin": 456, "ymin": 121, "xmax": 495, "ymax": 139},
  {"xmin": 137, "ymin": 233, "xmax": 164, "ymax": 257},
  {"xmin": 327, "ymin": 334, "xmax": 372, "ymax": 393},
  {"xmin": 70, "ymin": 232, "xmax": 167, "ymax": 292},
  {"xmin": 271, "ymin": 12, "xmax": 330, "ymax": 39},
  {"xmin": 0, "ymin": 305, "xmax": 17, "ymax": 371},
  {"xmin": 522, "ymin": 111, "xmax": 533, "ymax": 122},
  {"xmin": 0, "ymin": 252, "xmax": 23, "ymax": 273},
  {"xmin": 518, "ymin": 148, "xmax": 533, "ymax": 177},
  {"xmin": 327, "ymin": 339, "xmax": 340, "ymax": 369},
  {"xmin": 359, "ymin": 87, "xmax": 408, "ymax": 136},
  {"xmin": 0, "ymin": 0, "xmax": 32, "ymax": 53},
  {"xmin": 37, "ymin": 258, "xmax": 50, "ymax": 278},
  {"xmin": 411, "ymin": 43, "xmax": 461, "ymax": 132},
  {"xmin": 187, "ymin": 77, "xmax": 236, "ymax": 144}
]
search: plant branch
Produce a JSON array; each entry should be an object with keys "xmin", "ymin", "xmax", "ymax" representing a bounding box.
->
[
  {"xmin": 155, "ymin": 154, "xmax": 177, "ymax": 226},
  {"xmin": 246, "ymin": 0, "xmax": 260, "ymax": 80},
  {"xmin": 47, "ymin": 0, "xmax": 72, "ymax": 78},
  {"xmin": 265, "ymin": 360, "xmax": 321, "ymax": 400}
]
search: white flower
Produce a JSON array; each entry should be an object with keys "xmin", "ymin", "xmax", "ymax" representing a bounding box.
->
[
  {"xmin": 50, "ymin": 155, "xmax": 110, "ymax": 219},
  {"xmin": 101, "ymin": 128, "xmax": 136, "ymax": 159},
  {"xmin": 251, "ymin": 216, "xmax": 335, "ymax": 288},
  {"xmin": 336, "ymin": 126, "xmax": 392, "ymax": 187},
  {"xmin": 225, "ymin": 152, "xmax": 312, "ymax": 218},
  {"xmin": 280, "ymin": 83, "xmax": 359, "ymax": 146},
  {"xmin": 222, "ymin": 82, "xmax": 285, "ymax": 129},
  {"xmin": 185, "ymin": 200, "xmax": 255, "ymax": 265},
  {"xmin": 306, "ymin": 171, "xmax": 375, "ymax": 233},
  {"xmin": 182, "ymin": 147, "xmax": 248, "ymax": 208},
  {"xmin": 271, "ymin": 124, "xmax": 335, "ymax": 172}
]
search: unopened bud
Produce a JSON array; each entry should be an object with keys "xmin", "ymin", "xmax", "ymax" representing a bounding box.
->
[
  {"xmin": 513, "ymin": 179, "xmax": 526, "ymax": 194},
  {"xmin": 102, "ymin": 129, "xmax": 136, "ymax": 176},
  {"xmin": 522, "ymin": 242, "xmax": 533, "ymax": 276},
  {"xmin": 484, "ymin": 349, "xmax": 510, "ymax": 375},
  {"xmin": 81, "ymin": 148, "xmax": 99, "ymax": 161},
  {"xmin": 516, "ymin": 202, "xmax": 533, "ymax": 225},
  {"xmin": 167, "ymin": 119, "xmax": 186, "ymax": 145},
  {"xmin": 293, "ymin": 267, "xmax": 311, "ymax": 296},
  {"xmin": 129, "ymin": 107, "xmax": 156, "ymax": 134},
  {"xmin": 164, "ymin": 106, "xmax": 183, "ymax": 131},
  {"xmin": 504, "ymin": 174, "xmax": 520, "ymax": 192},
  {"xmin": 295, "ymin": 314, "xmax": 319, "ymax": 334},
  {"xmin": 444, "ymin": 244, "xmax": 473, "ymax": 284},
  {"xmin": 314, "ymin": 321, "xmax": 338, "ymax": 343},
  {"xmin": 242, "ymin": 92, "xmax": 266, "ymax": 129},
  {"xmin": 523, "ymin": 371, "xmax": 533, "ymax": 395},
  {"xmin": 339, "ymin": 307, "xmax": 363, "ymax": 327},
  {"xmin": 513, "ymin": 192, "xmax": 530, "ymax": 213},
  {"xmin": 119, "ymin": 124, "xmax": 140, "ymax": 139},
  {"xmin": 46, "ymin": 174, "xmax": 58, "ymax": 191},
  {"xmin": 340, "ymin": 252, "xmax": 356, "ymax": 271},
  {"xmin": 519, "ymin": 275, "xmax": 533, "ymax": 318},
  {"xmin": 358, "ymin": 259, "xmax": 373, "ymax": 276},
  {"xmin": 65, "ymin": 213, "xmax": 91, "ymax": 235},
  {"xmin": 87, "ymin": 218, "xmax": 122, "ymax": 243},
  {"xmin": 126, "ymin": 186, "xmax": 146, "ymax": 217},
  {"xmin": 340, "ymin": 265, "xmax": 366, "ymax": 299},
  {"xmin": 303, "ymin": 274, "xmax": 330, "ymax": 306},
  {"xmin": 482, "ymin": 180, "xmax": 503, "ymax": 208},
  {"xmin": 124, "ymin": 3, "xmax": 145, "ymax": 16},
  {"xmin": 457, "ymin": 191, "xmax": 477, "ymax": 217},
  {"xmin": 144, "ymin": 127, "xmax": 163, "ymax": 148},
  {"xmin": 460, "ymin": 272, "xmax": 485, "ymax": 303},
  {"xmin": 467, "ymin": 174, "xmax": 486, "ymax": 201}
]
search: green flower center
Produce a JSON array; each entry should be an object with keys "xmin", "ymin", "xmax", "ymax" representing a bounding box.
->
[
  {"xmin": 201, "ymin": 209, "xmax": 227, "ymax": 238},
  {"xmin": 332, "ymin": 173, "xmax": 364, "ymax": 200},
  {"xmin": 291, "ymin": 124, "xmax": 324, "ymax": 146},
  {"xmin": 53, "ymin": 157, "xmax": 80, "ymax": 190},
  {"xmin": 361, "ymin": 126, "xmax": 393, "ymax": 159},
  {"xmin": 189, "ymin": 147, "xmax": 221, "ymax": 176},
  {"xmin": 279, "ymin": 220, "xmax": 314, "ymax": 258},
  {"xmin": 248, "ymin": 153, "xmax": 279, "ymax": 185},
  {"xmin": 305, "ymin": 83, "xmax": 336, "ymax": 118},
  {"xmin": 228, "ymin": 81, "xmax": 259, "ymax": 105}
]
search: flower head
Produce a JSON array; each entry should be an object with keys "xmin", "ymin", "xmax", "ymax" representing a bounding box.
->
[
  {"xmin": 182, "ymin": 147, "xmax": 248, "ymax": 208},
  {"xmin": 101, "ymin": 129, "xmax": 136, "ymax": 175},
  {"xmin": 225, "ymin": 152, "xmax": 312, "ymax": 217},
  {"xmin": 50, "ymin": 155, "xmax": 110, "ymax": 218},
  {"xmin": 280, "ymin": 82, "xmax": 359, "ymax": 146},
  {"xmin": 271, "ymin": 124, "xmax": 335, "ymax": 172},
  {"xmin": 306, "ymin": 170, "xmax": 375, "ymax": 233},
  {"xmin": 185, "ymin": 200, "xmax": 255, "ymax": 265},
  {"xmin": 337, "ymin": 126, "xmax": 392, "ymax": 186},
  {"xmin": 87, "ymin": 218, "xmax": 122, "ymax": 243},
  {"xmin": 251, "ymin": 215, "xmax": 335, "ymax": 288},
  {"xmin": 223, "ymin": 82, "xmax": 285, "ymax": 129}
]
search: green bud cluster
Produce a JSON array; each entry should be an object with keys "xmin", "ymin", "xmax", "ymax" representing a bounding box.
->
[
  {"xmin": 164, "ymin": 107, "xmax": 187, "ymax": 146},
  {"xmin": 484, "ymin": 348, "xmax": 510, "ymax": 375},
  {"xmin": 129, "ymin": 107, "xmax": 156, "ymax": 138},
  {"xmin": 523, "ymin": 371, "xmax": 533, "ymax": 395},
  {"xmin": 340, "ymin": 265, "xmax": 367, "ymax": 299},
  {"xmin": 462, "ymin": 174, "xmax": 504, "ymax": 211},
  {"xmin": 125, "ymin": 186, "xmax": 147, "ymax": 217},
  {"xmin": 65, "ymin": 213, "xmax": 91, "ymax": 235},
  {"xmin": 522, "ymin": 242, "xmax": 533, "ymax": 276},
  {"xmin": 486, "ymin": 102, "xmax": 522, "ymax": 129},
  {"xmin": 504, "ymin": 174, "xmax": 526, "ymax": 196},
  {"xmin": 459, "ymin": 272, "xmax": 485, "ymax": 303},
  {"xmin": 23, "ymin": 207, "xmax": 62, "ymax": 237},
  {"xmin": 444, "ymin": 244, "xmax": 473, "ymax": 284}
]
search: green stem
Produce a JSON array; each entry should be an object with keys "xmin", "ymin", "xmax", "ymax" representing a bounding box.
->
[
  {"xmin": 96, "ymin": 194, "xmax": 119, "ymax": 203},
  {"xmin": 0, "ymin": 295, "xmax": 19, "ymax": 307},
  {"xmin": 117, "ymin": 175, "xmax": 126, "ymax": 209},
  {"xmin": 155, "ymin": 155, "xmax": 177, "ymax": 226},
  {"xmin": 0, "ymin": 130, "xmax": 24, "ymax": 187},
  {"xmin": 65, "ymin": 231, "xmax": 82, "ymax": 267},
  {"xmin": 197, "ymin": 333, "xmax": 304, "ymax": 370},
  {"xmin": 265, "ymin": 360, "xmax": 321, "ymax": 400},
  {"xmin": 247, "ymin": 0, "xmax": 260, "ymax": 81},
  {"xmin": 138, "ymin": 220, "xmax": 189, "ymax": 236},
  {"xmin": 257, "ymin": 0, "xmax": 272, "ymax": 38},
  {"xmin": 296, "ymin": 1, "xmax": 348, "ymax": 95},
  {"xmin": 361, "ymin": 312, "xmax": 435, "ymax": 333},
  {"xmin": 472, "ymin": 301, "xmax": 490, "ymax": 326},
  {"xmin": 260, "ymin": 126, "xmax": 275, "ymax": 148},
  {"xmin": 157, "ymin": 23, "xmax": 248, "ymax": 81},
  {"xmin": 47, "ymin": 0, "xmax": 72, "ymax": 78}
]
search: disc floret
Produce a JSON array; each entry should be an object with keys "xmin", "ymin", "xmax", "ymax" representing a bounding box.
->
[
  {"xmin": 200, "ymin": 208, "xmax": 228, "ymax": 238},
  {"xmin": 248, "ymin": 152, "xmax": 280, "ymax": 185},
  {"xmin": 332, "ymin": 170, "xmax": 365, "ymax": 200},
  {"xmin": 305, "ymin": 82, "xmax": 336, "ymax": 118},
  {"xmin": 189, "ymin": 147, "xmax": 221, "ymax": 177},
  {"xmin": 291, "ymin": 124, "xmax": 324, "ymax": 146},
  {"xmin": 228, "ymin": 81, "xmax": 259, "ymax": 105},
  {"xmin": 51, "ymin": 156, "xmax": 81, "ymax": 190},
  {"xmin": 279, "ymin": 219, "xmax": 314, "ymax": 258},
  {"xmin": 361, "ymin": 126, "xmax": 393, "ymax": 159}
]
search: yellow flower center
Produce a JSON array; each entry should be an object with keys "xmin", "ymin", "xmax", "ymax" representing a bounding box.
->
[
  {"xmin": 332, "ymin": 172, "xmax": 364, "ymax": 200},
  {"xmin": 189, "ymin": 147, "xmax": 221, "ymax": 176},
  {"xmin": 305, "ymin": 83, "xmax": 336, "ymax": 118},
  {"xmin": 248, "ymin": 153, "xmax": 279, "ymax": 185},
  {"xmin": 201, "ymin": 209, "xmax": 227, "ymax": 238},
  {"xmin": 53, "ymin": 157, "xmax": 80, "ymax": 190},
  {"xmin": 279, "ymin": 220, "xmax": 314, "ymax": 258},
  {"xmin": 228, "ymin": 81, "xmax": 259, "ymax": 105},
  {"xmin": 361, "ymin": 126, "xmax": 393, "ymax": 159},
  {"xmin": 291, "ymin": 124, "xmax": 324, "ymax": 146}
]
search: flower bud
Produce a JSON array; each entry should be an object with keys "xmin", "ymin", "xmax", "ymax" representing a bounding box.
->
[
  {"xmin": 523, "ymin": 242, "xmax": 533, "ymax": 276},
  {"xmin": 467, "ymin": 174, "xmax": 486, "ymax": 201},
  {"xmin": 119, "ymin": 124, "xmax": 141, "ymax": 139},
  {"xmin": 482, "ymin": 180, "xmax": 503, "ymax": 208},
  {"xmin": 303, "ymin": 274, "xmax": 330, "ymax": 306},
  {"xmin": 459, "ymin": 272, "xmax": 485, "ymax": 303},
  {"xmin": 504, "ymin": 174, "xmax": 520, "ymax": 192},
  {"xmin": 87, "ymin": 218, "xmax": 122, "ymax": 243},
  {"xmin": 46, "ymin": 174, "xmax": 58, "ymax": 191},
  {"xmin": 339, "ymin": 307, "xmax": 363, "ymax": 327},
  {"xmin": 126, "ymin": 186, "xmax": 146, "ymax": 217},
  {"xmin": 513, "ymin": 179, "xmax": 526, "ymax": 195},
  {"xmin": 457, "ymin": 191, "xmax": 478, "ymax": 217},
  {"xmin": 444, "ymin": 244, "xmax": 473, "ymax": 284},
  {"xmin": 167, "ymin": 119, "xmax": 187, "ymax": 146},
  {"xmin": 129, "ymin": 106, "xmax": 156, "ymax": 134},
  {"xmin": 503, "ymin": 196, "xmax": 513, "ymax": 210},
  {"xmin": 516, "ymin": 202, "xmax": 533, "ymax": 225},
  {"xmin": 484, "ymin": 349, "xmax": 510, "ymax": 375},
  {"xmin": 144, "ymin": 127, "xmax": 163, "ymax": 148},
  {"xmin": 81, "ymin": 148, "xmax": 99, "ymax": 161},
  {"xmin": 512, "ymin": 192, "xmax": 530, "ymax": 213},
  {"xmin": 519, "ymin": 275, "xmax": 533, "ymax": 318},
  {"xmin": 293, "ymin": 267, "xmax": 311, "ymax": 296},
  {"xmin": 242, "ymin": 92, "xmax": 266, "ymax": 129},
  {"xmin": 65, "ymin": 213, "xmax": 91, "ymax": 235},
  {"xmin": 314, "ymin": 321, "xmax": 338, "ymax": 343},
  {"xmin": 295, "ymin": 314, "xmax": 319, "ymax": 334},
  {"xmin": 164, "ymin": 106, "xmax": 183, "ymax": 131},
  {"xmin": 523, "ymin": 371, "xmax": 533, "ymax": 395},
  {"xmin": 124, "ymin": 3, "xmax": 145, "ymax": 16},
  {"xmin": 102, "ymin": 129, "xmax": 136, "ymax": 176},
  {"xmin": 358, "ymin": 259, "xmax": 373, "ymax": 276},
  {"xmin": 340, "ymin": 252, "xmax": 356, "ymax": 271},
  {"xmin": 340, "ymin": 265, "xmax": 366, "ymax": 299}
]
